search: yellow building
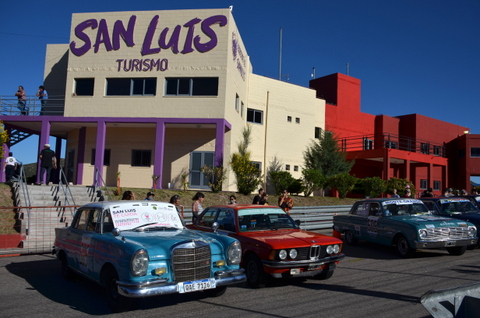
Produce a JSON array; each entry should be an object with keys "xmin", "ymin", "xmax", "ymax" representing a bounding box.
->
[{"xmin": 4, "ymin": 8, "xmax": 325, "ymax": 191}]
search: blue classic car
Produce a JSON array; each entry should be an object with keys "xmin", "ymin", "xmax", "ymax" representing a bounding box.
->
[
  {"xmin": 421, "ymin": 197, "xmax": 480, "ymax": 246},
  {"xmin": 53, "ymin": 201, "xmax": 246, "ymax": 312},
  {"xmin": 333, "ymin": 198, "xmax": 478, "ymax": 257}
]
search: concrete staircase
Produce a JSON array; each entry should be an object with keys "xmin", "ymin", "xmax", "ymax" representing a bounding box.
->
[{"xmin": 12, "ymin": 183, "xmax": 103, "ymax": 253}]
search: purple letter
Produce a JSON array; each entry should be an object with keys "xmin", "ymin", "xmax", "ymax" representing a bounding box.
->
[
  {"xmin": 70, "ymin": 19, "xmax": 98, "ymax": 57},
  {"xmin": 194, "ymin": 15, "xmax": 227, "ymax": 53},
  {"xmin": 141, "ymin": 15, "xmax": 161, "ymax": 56},
  {"xmin": 112, "ymin": 15, "xmax": 136, "ymax": 50},
  {"xmin": 116, "ymin": 59, "xmax": 124, "ymax": 71},
  {"xmin": 181, "ymin": 18, "xmax": 201, "ymax": 54},
  {"xmin": 159, "ymin": 25, "xmax": 181, "ymax": 54},
  {"xmin": 93, "ymin": 19, "xmax": 113, "ymax": 53}
]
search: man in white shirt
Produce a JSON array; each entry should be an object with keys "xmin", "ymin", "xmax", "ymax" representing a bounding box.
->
[{"xmin": 4, "ymin": 152, "xmax": 18, "ymax": 182}]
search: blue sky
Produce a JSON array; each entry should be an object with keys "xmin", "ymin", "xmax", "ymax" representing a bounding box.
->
[{"xmin": 1, "ymin": 0, "xmax": 479, "ymax": 165}]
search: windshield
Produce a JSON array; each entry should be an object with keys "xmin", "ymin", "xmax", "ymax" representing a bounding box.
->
[
  {"xmin": 237, "ymin": 208, "xmax": 297, "ymax": 232},
  {"xmin": 109, "ymin": 203, "xmax": 184, "ymax": 231},
  {"xmin": 439, "ymin": 199, "xmax": 480, "ymax": 214},
  {"xmin": 382, "ymin": 199, "xmax": 430, "ymax": 216}
]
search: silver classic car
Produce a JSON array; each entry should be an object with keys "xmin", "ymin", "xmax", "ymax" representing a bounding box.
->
[{"xmin": 53, "ymin": 201, "xmax": 246, "ymax": 312}]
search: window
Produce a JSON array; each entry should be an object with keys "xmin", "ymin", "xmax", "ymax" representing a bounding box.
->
[
  {"xmin": 106, "ymin": 78, "xmax": 156, "ymax": 96},
  {"xmin": 165, "ymin": 77, "xmax": 218, "ymax": 96},
  {"xmin": 91, "ymin": 149, "xmax": 111, "ymax": 166},
  {"xmin": 287, "ymin": 116, "xmax": 292, "ymax": 122},
  {"xmin": 433, "ymin": 181, "xmax": 440, "ymax": 191},
  {"xmin": 433, "ymin": 146, "xmax": 441, "ymax": 156},
  {"xmin": 131, "ymin": 150, "xmax": 151, "ymax": 167},
  {"xmin": 385, "ymin": 141, "xmax": 397, "ymax": 149},
  {"xmin": 364, "ymin": 138, "xmax": 373, "ymax": 150},
  {"xmin": 235, "ymin": 94, "xmax": 240, "ymax": 112},
  {"xmin": 295, "ymin": 117, "xmax": 300, "ymax": 124},
  {"xmin": 247, "ymin": 108, "xmax": 263, "ymax": 124},
  {"xmin": 286, "ymin": 164, "xmax": 290, "ymax": 171},
  {"xmin": 471, "ymin": 147, "xmax": 480, "ymax": 157},
  {"xmin": 190, "ymin": 152, "xmax": 214, "ymax": 188},
  {"xmin": 240, "ymin": 102, "xmax": 244, "ymax": 118},
  {"xmin": 315, "ymin": 127, "xmax": 322, "ymax": 139},
  {"xmin": 294, "ymin": 165, "xmax": 299, "ymax": 172},
  {"xmin": 420, "ymin": 179, "xmax": 428, "ymax": 190},
  {"xmin": 420, "ymin": 143, "xmax": 430, "ymax": 154},
  {"xmin": 251, "ymin": 161, "xmax": 262, "ymax": 175},
  {"xmin": 75, "ymin": 78, "xmax": 94, "ymax": 96}
]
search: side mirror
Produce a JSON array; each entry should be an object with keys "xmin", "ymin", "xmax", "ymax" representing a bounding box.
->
[
  {"xmin": 295, "ymin": 220, "xmax": 301, "ymax": 227},
  {"xmin": 112, "ymin": 228, "xmax": 121, "ymax": 236},
  {"xmin": 212, "ymin": 222, "xmax": 219, "ymax": 233}
]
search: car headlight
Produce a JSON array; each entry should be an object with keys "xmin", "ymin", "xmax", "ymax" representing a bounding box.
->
[
  {"xmin": 279, "ymin": 249, "xmax": 287, "ymax": 260},
  {"xmin": 227, "ymin": 241, "xmax": 242, "ymax": 265},
  {"xmin": 326, "ymin": 245, "xmax": 340, "ymax": 255},
  {"xmin": 419, "ymin": 229, "xmax": 428, "ymax": 240},
  {"xmin": 131, "ymin": 249, "xmax": 149, "ymax": 277},
  {"xmin": 289, "ymin": 249, "xmax": 298, "ymax": 259},
  {"xmin": 468, "ymin": 226, "xmax": 477, "ymax": 238}
]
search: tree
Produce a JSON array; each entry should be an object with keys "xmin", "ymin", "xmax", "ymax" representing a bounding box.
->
[
  {"xmin": 0, "ymin": 121, "xmax": 9, "ymax": 159},
  {"xmin": 303, "ymin": 131, "xmax": 353, "ymax": 178},
  {"xmin": 329, "ymin": 173, "xmax": 358, "ymax": 199},
  {"xmin": 301, "ymin": 168, "xmax": 327, "ymax": 197},
  {"xmin": 386, "ymin": 177, "xmax": 415, "ymax": 197},
  {"xmin": 201, "ymin": 165, "xmax": 227, "ymax": 193},
  {"xmin": 269, "ymin": 171, "xmax": 295, "ymax": 195},
  {"xmin": 361, "ymin": 177, "xmax": 387, "ymax": 198},
  {"xmin": 230, "ymin": 125, "xmax": 262, "ymax": 195}
]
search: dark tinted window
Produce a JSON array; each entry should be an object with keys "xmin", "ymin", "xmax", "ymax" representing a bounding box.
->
[{"xmin": 75, "ymin": 78, "xmax": 95, "ymax": 96}]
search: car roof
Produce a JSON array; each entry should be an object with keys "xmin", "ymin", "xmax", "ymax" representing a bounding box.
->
[
  {"xmin": 207, "ymin": 204, "xmax": 281, "ymax": 211},
  {"xmin": 420, "ymin": 196, "xmax": 471, "ymax": 201},
  {"xmin": 355, "ymin": 198, "xmax": 422, "ymax": 202},
  {"xmin": 77, "ymin": 200, "xmax": 175, "ymax": 209}
]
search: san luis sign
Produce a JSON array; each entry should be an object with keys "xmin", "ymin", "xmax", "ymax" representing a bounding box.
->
[{"xmin": 69, "ymin": 14, "xmax": 228, "ymax": 72}]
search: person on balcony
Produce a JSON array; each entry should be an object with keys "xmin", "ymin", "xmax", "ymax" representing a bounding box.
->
[
  {"xmin": 15, "ymin": 86, "xmax": 27, "ymax": 115},
  {"xmin": 36, "ymin": 86, "xmax": 48, "ymax": 115}
]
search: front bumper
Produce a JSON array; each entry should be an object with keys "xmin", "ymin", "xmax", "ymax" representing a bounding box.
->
[
  {"xmin": 117, "ymin": 269, "xmax": 246, "ymax": 298},
  {"xmin": 414, "ymin": 238, "xmax": 477, "ymax": 249},
  {"xmin": 262, "ymin": 253, "xmax": 345, "ymax": 269}
]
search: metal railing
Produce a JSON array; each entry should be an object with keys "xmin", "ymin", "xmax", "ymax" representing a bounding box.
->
[
  {"xmin": 93, "ymin": 167, "xmax": 113, "ymax": 202},
  {"xmin": 340, "ymin": 133, "xmax": 446, "ymax": 157},
  {"xmin": 1, "ymin": 96, "xmax": 65, "ymax": 116},
  {"xmin": 57, "ymin": 167, "xmax": 77, "ymax": 221}
]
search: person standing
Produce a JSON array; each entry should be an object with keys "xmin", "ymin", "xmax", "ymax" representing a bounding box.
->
[
  {"xmin": 122, "ymin": 190, "xmax": 135, "ymax": 200},
  {"xmin": 390, "ymin": 188, "xmax": 400, "ymax": 198},
  {"xmin": 15, "ymin": 86, "xmax": 27, "ymax": 115},
  {"xmin": 229, "ymin": 195, "xmax": 237, "ymax": 204},
  {"xmin": 252, "ymin": 188, "xmax": 264, "ymax": 204},
  {"xmin": 191, "ymin": 192, "xmax": 205, "ymax": 224},
  {"xmin": 36, "ymin": 85, "xmax": 48, "ymax": 115},
  {"xmin": 4, "ymin": 152, "xmax": 18, "ymax": 182},
  {"xmin": 144, "ymin": 191, "xmax": 155, "ymax": 200},
  {"xmin": 170, "ymin": 195, "xmax": 184, "ymax": 219},
  {"xmin": 278, "ymin": 189, "xmax": 293, "ymax": 215},
  {"xmin": 38, "ymin": 144, "xmax": 57, "ymax": 185},
  {"xmin": 259, "ymin": 193, "xmax": 269, "ymax": 205}
]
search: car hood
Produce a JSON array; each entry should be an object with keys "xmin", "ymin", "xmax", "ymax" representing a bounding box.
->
[
  {"xmin": 240, "ymin": 229, "xmax": 340, "ymax": 247},
  {"xmin": 390, "ymin": 215, "xmax": 473, "ymax": 227},
  {"xmin": 118, "ymin": 229, "xmax": 223, "ymax": 260}
]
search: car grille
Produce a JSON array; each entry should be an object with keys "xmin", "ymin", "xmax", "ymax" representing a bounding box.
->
[
  {"xmin": 425, "ymin": 227, "xmax": 472, "ymax": 240},
  {"xmin": 297, "ymin": 245, "xmax": 327, "ymax": 260},
  {"xmin": 172, "ymin": 241, "xmax": 211, "ymax": 282}
]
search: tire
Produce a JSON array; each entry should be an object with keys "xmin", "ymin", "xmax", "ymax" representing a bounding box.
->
[
  {"xmin": 395, "ymin": 235, "xmax": 415, "ymax": 258},
  {"xmin": 103, "ymin": 267, "xmax": 132, "ymax": 313},
  {"xmin": 60, "ymin": 252, "xmax": 74, "ymax": 280},
  {"xmin": 203, "ymin": 286, "xmax": 227, "ymax": 297},
  {"xmin": 344, "ymin": 230, "xmax": 359, "ymax": 245},
  {"xmin": 245, "ymin": 255, "xmax": 265, "ymax": 288},
  {"xmin": 446, "ymin": 246, "xmax": 467, "ymax": 256}
]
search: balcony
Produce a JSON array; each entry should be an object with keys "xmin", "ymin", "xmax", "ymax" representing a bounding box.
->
[
  {"xmin": 1, "ymin": 96, "xmax": 64, "ymax": 116},
  {"xmin": 340, "ymin": 134, "xmax": 446, "ymax": 158}
]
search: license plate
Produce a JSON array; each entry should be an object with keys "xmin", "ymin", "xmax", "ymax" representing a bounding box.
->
[
  {"xmin": 179, "ymin": 278, "xmax": 215, "ymax": 293},
  {"xmin": 444, "ymin": 241, "xmax": 456, "ymax": 247}
]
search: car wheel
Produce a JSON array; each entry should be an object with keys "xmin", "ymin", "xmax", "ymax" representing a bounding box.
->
[
  {"xmin": 103, "ymin": 268, "xmax": 132, "ymax": 312},
  {"xmin": 245, "ymin": 255, "xmax": 265, "ymax": 288},
  {"xmin": 396, "ymin": 235, "xmax": 415, "ymax": 258},
  {"xmin": 446, "ymin": 246, "xmax": 467, "ymax": 256},
  {"xmin": 203, "ymin": 286, "xmax": 227, "ymax": 297},
  {"xmin": 60, "ymin": 253, "xmax": 74, "ymax": 280},
  {"xmin": 313, "ymin": 265, "xmax": 334, "ymax": 280},
  {"xmin": 344, "ymin": 230, "xmax": 359, "ymax": 245}
]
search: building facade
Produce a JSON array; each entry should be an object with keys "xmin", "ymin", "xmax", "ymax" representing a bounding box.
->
[{"xmin": 1, "ymin": 9, "xmax": 325, "ymax": 191}]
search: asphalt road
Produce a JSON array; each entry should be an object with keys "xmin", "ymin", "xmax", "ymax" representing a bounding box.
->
[{"xmin": 1, "ymin": 236, "xmax": 479, "ymax": 317}]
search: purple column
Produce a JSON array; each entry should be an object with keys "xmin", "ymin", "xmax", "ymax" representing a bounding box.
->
[
  {"xmin": 153, "ymin": 121, "xmax": 165, "ymax": 189},
  {"xmin": 94, "ymin": 121, "xmax": 106, "ymax": 186},
  {"xmin": 214, "ymin": 119, "xmax": 226, "ymax": 167},
  {"xmin": 76, "ymin": 127, "xmax": 86, "ymax": 185}
]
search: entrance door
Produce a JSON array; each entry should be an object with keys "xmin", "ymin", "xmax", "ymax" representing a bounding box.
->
[{"xmin": 190, "ymin": 152, "xmax": 214, "ymax": 188}]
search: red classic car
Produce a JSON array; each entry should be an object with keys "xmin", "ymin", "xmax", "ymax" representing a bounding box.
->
[{"xmin": 188, "ymin": 204, "xmax": 344, "ymax": 287}]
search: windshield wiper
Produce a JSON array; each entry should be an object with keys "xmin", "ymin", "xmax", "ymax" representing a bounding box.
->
[{"xmin": 131, "ymin": 222, "xmax": 158, "ymax": 231}]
